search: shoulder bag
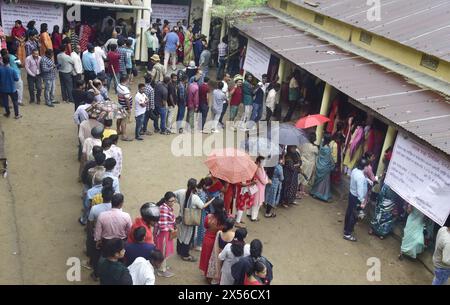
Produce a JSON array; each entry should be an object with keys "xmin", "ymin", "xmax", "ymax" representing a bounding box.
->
[{"xmin": 183, "ymin": 195, "xmax": 202, "ymax": 226}]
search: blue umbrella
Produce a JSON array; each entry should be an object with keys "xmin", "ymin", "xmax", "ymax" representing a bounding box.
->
[
  {"xmin": 268, "ymin": 123, "xmax": 309, "ymax": 146},
  {"xmin": 240, "ymin": 137, "xmax": 281, "ymax": 157}
]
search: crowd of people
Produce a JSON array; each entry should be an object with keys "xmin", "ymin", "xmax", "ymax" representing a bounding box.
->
[{"xmin": 1, "ymin": 14, "xmax": 449, "ymax": 286}]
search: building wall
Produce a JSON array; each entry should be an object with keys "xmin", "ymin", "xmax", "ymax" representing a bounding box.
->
[
  {"xmin": 190, "ymin": 0, "xmax": 203, "ymax": 23},
  {"xmin": 268, "ymin": 0, "xmax": 450, "ymax": 83}
]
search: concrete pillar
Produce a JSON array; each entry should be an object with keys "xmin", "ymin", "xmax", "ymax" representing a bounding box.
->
[
  {"xmin": 201, "ymin": 0, "xmax": 213, "ymax": 40},
  {"xmin": 376, "ymin": 125, "xmax": 397, "ymax": 177},
  {"xmin": 135, "ymin": 0, "xmax": 152, "ymax": 62},
  {"xmin": 315, "ymin": 83, "xmax": 332, "ymax": 145},
  {"xmin": 219, "ymin": 17, "xmax": 226, "ymax": 41},
  {"xmin": 277, "ymin": 58, "xmax": 286, "ymax": 83}
]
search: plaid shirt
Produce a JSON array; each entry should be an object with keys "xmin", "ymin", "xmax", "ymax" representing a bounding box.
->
[
  {"xmin": 117, "ymin": 47, "xmax": 128, "ymax": 73},
  {"xmin": 40, "ymin": 56, "xmax": 56, "ymax": 81},
  {"xmin": 177, "ymin": 82, "xmax": 187, "ymax": 106},
  {"xmin": 157, "ymin": 203, "xmax": 175, "ymax": 232},
  {"xmin": 144, "ymin": 83, "xmax": 155, "ymax": 110},
  {"xmin": 25, "ymin": 40, "xmax": 39, "ymax": 57},
  {"xmin": 218, "ymin": 42, "xmax": 228, "ymax": 58}
]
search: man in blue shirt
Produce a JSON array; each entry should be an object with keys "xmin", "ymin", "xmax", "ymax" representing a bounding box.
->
[
  {"xmin": 0, "ymin": 56, "xmax": 21, "ymax": 118},
  {"xmin": 124, "ymin": 226, "xmax": 155, "ymax": 266},
  {"xmin": 250, "ymin": 82, "xmax": 264, "ymax": 124},
  {"xmin": 82, "ymin": 44, "xmax": 98, "ymax": 86},
  {"xmin": 344, "ymin": 158, "xmax": 369, "ymax": 242},
  {"xmin": 1, "ymin": 48, "xmax": 24, "ymax": 106},
  {"xmin": 163, "ymin": 26, "xmax": 179, "ymax": 73}
]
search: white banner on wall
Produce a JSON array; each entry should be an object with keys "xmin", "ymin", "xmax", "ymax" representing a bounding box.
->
[
  {"xmin": 385, "ymin": 133, "xmax": 450, "ymax": 226},
  {"xmin": 0, "ymin": 1, "xmax": 64, "ymax": 35},
  {"xmin": 243, "ymin": 39, "xmax": 271, "ymax": 82},
  {"xmin": 151, "ymin": 4, "xmax": 189, "ymax": 27}
]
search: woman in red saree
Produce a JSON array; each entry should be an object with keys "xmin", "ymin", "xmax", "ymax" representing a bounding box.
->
[
  {"xmin": 177, "ymin": 26, "xmax": 185, "ymax": 64},
  {"xmin": 11, "ymin": 20, "xmax": 26, "ymax": 65},
  {"xmin": 199, "ymin": 198, "xmax": 227, "ymax": 283}
]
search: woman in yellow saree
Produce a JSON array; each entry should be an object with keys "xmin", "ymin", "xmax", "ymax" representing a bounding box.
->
[{"xmin": 183, "ymin": 25, "xmax": 194, "ymax": 66}]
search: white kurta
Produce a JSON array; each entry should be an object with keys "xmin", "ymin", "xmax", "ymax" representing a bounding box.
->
[
  {"xmin": 174, "ymin": 189, "xmax": 205, "ymax": 245},
  {"xmin": 128, "ymin": 257, "xmax": 155, "ymax": 285},
  {"xmin": 218, "ymin": 243, "xmax": 250, "ymax": 285}
]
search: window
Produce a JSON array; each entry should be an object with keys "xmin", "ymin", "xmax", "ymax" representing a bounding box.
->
[
  {"xmin": 359, "ymin": 31, "xmax": 373, "ymax": 45},
  {"xmin": 420, "ymin": 54, "xmax": 440, "ymax": 71},
  {"xmin": 314, "ymin": 14, "xmax": 324, "ymax": 25},
  {"xmin": 280, "ymin": 0, "xmax": 288, "ymax": 10}
]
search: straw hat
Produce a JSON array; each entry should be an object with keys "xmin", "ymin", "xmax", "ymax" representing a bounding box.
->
[
  {"xmin": 150, "ymin": 54, "xmax": 160, "ymax": 62},
  {"xmin": 233, "ymin": 74, "xmax": 244, "ymax": 82}
]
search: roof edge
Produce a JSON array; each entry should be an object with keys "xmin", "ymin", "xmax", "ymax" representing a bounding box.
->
[{"xmin": 242, "ymin": 6, "xmax": 450, "ymax": 98}]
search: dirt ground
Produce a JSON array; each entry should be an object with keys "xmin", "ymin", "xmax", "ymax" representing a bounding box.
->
[{"xmin": 0, "ymin": 73, "xmax": 433, "ymax": 285}]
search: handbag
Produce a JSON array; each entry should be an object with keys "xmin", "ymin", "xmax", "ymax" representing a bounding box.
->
[
  {"xmin": 149, "ymin": 109, "xmax": 159, "ymax": 121},
  {"xmin": 183, "ymin": 195, "xmax": 202, "ymax": 226},
  {"xmin": 248, "ymin": 184, "xmax": 259, "ymax": 195},
  {"xmin": 169, "ymin": 229, "xmax": 178, "ymax": 240}
]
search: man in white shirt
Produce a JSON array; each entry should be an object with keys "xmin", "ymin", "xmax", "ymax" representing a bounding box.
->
[
  {"xmin": 71, "ymin": 45, "xmax": 83, "ymax": 84},
  {"xmin": 128, "ymin": 250, "xmax": 164, "ymax": 285},
  {"xmin": 261, "ymin": 74, "xmax": 270, "ymax": 120},
  {"xmin": 73, "ymin": 92, "xmax": 96, "ymax": 126},
  {"xmin": 83, "ymin": 125, "xmax": 104, "ymax": 162},
  {"xmin": 218, "ymin": 73, "xmax": 230, "ymax": 128},
  {"xmin": 103, "ymin": 158, "xmax": 121, "ymax": 193},
  {"xmin": 134, "ymin": 83, "xmax": 148, "ymax": 141},
  {"xmin": 94, "ymin": 42, "xmax": 107, "ymax": 81},
  {"xmin": 25, "ymin": 49, "xmax": 42, "ymax": 104},
  {"xmin": 265, "ymin": 83, "xmax": 280, "ymax": 122}
]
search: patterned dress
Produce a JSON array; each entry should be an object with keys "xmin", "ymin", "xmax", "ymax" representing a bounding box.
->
[
  {"xmin": 195, "ymin": 190, "xmax": 209, "ymax": 248},
  {"xmin": 265, "ymin": 164, "xmax": 284, "ymax": 207},
  {"xmin": 281, "ymin": 153, "xmax": 300, "ymax": 204},
  {"xmin": 235, "ymin": 181, "xmax": 255, "ymax": 211},
  {"xmin": 370, "ymin": 184, "xmax": 398, "ymax": 237}
]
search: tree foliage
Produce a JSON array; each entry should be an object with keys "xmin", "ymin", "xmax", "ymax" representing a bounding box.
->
[{"xmin": 211, "ymin": 0, "xmax": 267, "ymax": 19}]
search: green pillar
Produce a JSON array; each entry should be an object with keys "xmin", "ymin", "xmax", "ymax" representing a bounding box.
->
[
  {"xmin": 376, "ymin": 125, "xmax": 397, "ymax": 177},
  {"xmin": 315, "ymin": 83, "xmax": 332, "ymax": 145}
]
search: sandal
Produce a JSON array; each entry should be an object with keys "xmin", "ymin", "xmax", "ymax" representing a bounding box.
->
[
  {"xmin": 181, "ymin": 255, "xmax": 197, "ymax": 262},
  {"xmin": 264, "ymin": 213, "xmax": 276, "ymax": 218},
  {"xmin": 250, "ymin": 218, "xmax": 260, "ymax": 222},
  {"xmin": 121, "ymin": 137, "xmax": 133, "ymax": 141},
  {"xmin": 282, "ymin": 204, "xmax": 290, "ymax": 208}
]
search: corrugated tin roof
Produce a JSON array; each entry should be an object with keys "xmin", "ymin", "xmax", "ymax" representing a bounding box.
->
[
  {"xmin": 288, "ymin": 0, "xmax": 450, "ymax": 61},
  {"xmin": 235, "ymin": 14, "xmax": 450, "ymax": 155}
]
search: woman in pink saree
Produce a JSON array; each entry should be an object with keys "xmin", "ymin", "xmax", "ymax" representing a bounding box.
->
[{"xmin": 250, "ymin": 156, "xmax": 270, "ymax": 222}]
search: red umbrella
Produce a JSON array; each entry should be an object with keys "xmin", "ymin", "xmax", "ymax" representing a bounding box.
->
[
  {"xmin": 204, "ymin": 148, "xmax": 257, "ymax": 184},
  {"xmin": 295, "ymin": 114, "xmax": 330, "ymax": 129}
]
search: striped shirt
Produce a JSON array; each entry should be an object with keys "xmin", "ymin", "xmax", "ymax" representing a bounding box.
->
[
  {"xmin": 144, "ymin": 83, "xmax": 155, "ymax": 110},
  {"xmin": 157, "ymin": 203, "xmax": 175, "ymax": 232},
  {"xmin": 118, "ymin": 47, "xmax": 128, "ymax": 73},
  {"xmin": 178, "ymin": 82, "xmax": 187, "ymax": 106},
  {"xmin": 25, "ymin": 40, "xmax": 39, "ymax": 57},
  {"xmin": 218, "ymin": 42, "xmax": 228, "ymax": 58},
  {"xmin": 40, "ymin": 56, "xmax": 57, "ymax": 81}
]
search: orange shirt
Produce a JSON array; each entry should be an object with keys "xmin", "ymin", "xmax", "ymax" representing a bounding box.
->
[
  {"xmin": 128, "ymin": 217, "xmax": 154, "ymax": 244},
  {"xmin": 39, "ymin": 32, "xmax": 53, "ymax": 56}
]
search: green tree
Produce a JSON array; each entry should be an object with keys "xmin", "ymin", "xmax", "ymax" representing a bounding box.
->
[{"xmin": 211, "ymin": 0, "xmax": 267, "ymax": 19}]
